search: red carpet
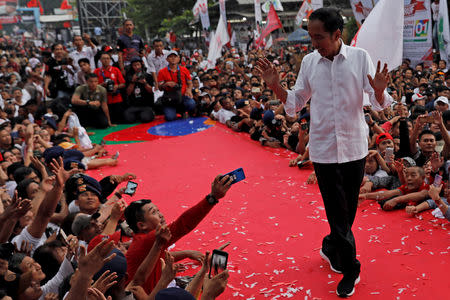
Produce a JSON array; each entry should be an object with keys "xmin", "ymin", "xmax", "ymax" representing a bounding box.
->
[{"xmin": 88, "ymin": 124, "xmax": 449, "ymax": 299}]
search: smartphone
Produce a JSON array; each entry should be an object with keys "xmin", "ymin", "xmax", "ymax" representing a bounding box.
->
[
  {"xmin": 385, "ymin": 147, "xmax": 394, "ymax": 163},
  {"xmin": 59, "ymin": 229, "xmax": 69, "ymax": 246},
  {"xmin": 301, "ymin": 122, "xmax": 309, "ymax": 131},
  {"xmin": 433, "ymin": 174, "xmax": 442, "ymax": 187},
  {"xmin": 124, "ymin": 181, "xmax": 138, "ymax": 196},
  {"xmin": 112, "ymin": 151, "xmax": 119, "ymax": 159},
  {"xmin": 364, "ymin": 114, "xmax": 371, "ymax": 124},
  {"xmin": 222, "ymin": 168, "xmax": 246, "ymax": 185},
  {"xmin": 209, "ymin": 249, "xmax": 228, "ymax": 278},
  {"xmin": 420, "ymin": 115, "xmax": 434, "ymax": 124}
]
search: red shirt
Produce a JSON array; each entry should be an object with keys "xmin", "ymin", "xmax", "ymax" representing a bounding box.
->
[
  {"xmin": 94, "ymin": 66, "xmax": 125, "ymax": 104},
  {"xmin": 125, "ymin": 197, "xmax": 213, "ymax": 294},
  {"xmin": 398, "ymin": 182, "xmax": 429, "ymax": 195},
  {"xmin": 157, "ymin": 65, "xmax": 191, "ymax": 95}
]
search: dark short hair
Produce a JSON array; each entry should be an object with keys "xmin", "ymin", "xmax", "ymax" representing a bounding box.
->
[
  {"xmin": 308, "ymin": 7, "xmax": 344, "ymax": 34},
  {"xmin": 78, "ymin": 58, "xmax": 90, "ymax": 66},
  {"xmin": 123, "ymin": 18, "xmax": 133, "ymax": 26},
  {"xmin": 124, "ymin": 199, "xmax": 152, "ymax": 233},
  {"xmin": 419, "ymin": 129, "xmax": 435, "ymax": 141},
  {"xmin": 13, "ymin": 166, "xmax": 35, "ymax": 184},
  {"xmin": 153, "ymin": 38, "xmax": 163, "ymax": 45},
  {"xmin": 51, "ymin": 43, "xmax": 64, "ymax": 52},
  {"xmin": 86, "ymin": 73, "xmax": 98, "ymax": 80}
]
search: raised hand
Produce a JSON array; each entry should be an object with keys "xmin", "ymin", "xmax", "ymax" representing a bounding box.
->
[
  {"xmin": 430, "ymin": 152, "xmax": 444, "ymax": 172},
  {"xmin": 255, "ymin": 57, "xmax": 280, "ymax": 88},
  {"xmin": 78, "ymin": 240, "xmax": 116, "ymax": 277},
  {"xmin": 367, "ymin": 61, "xmax": 389, "ymax": 93},
  {"xmin": 155, "ymin": 224, "xmax": 172, "ymax": 247},
  {"xmin": 201, "ymin": 270, "xmax": 229, "ymax": 300},
  {"xmin": 210, "ymin": 175, "xmax": 233, "ymax": 200},
  {"xmin": 92, "ymin": 270, "xmax": 118, "ymax": 294}
]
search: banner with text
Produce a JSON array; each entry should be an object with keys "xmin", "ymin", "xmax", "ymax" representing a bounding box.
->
[{"xmin": 403, "ymin": 0, "xmax": 433, "ymax": 67}]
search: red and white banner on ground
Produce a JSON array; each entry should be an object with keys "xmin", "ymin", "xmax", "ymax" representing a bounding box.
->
[{"xmin": 351, "ymin": 0, "xmax": 403, "ymax": 71}]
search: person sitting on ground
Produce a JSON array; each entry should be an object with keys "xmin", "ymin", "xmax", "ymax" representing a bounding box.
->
[
  {"xmin": 359, "ymin": 166, "xmax": 429, "ymax": 210},
  {"xmin": 71, "ymin": 73, "xmax": 112, "ymax": 129},
  {"xmin": 124, "ymin": 57, "xmax": 155, "ymax": 123}
]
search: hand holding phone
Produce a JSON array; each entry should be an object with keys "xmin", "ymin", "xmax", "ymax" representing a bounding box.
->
[
  {"xmin": 209, "ymin": 249, "xmax": 228, "ymax": 278},
  {"xmin": 221, "ymin": 168, "xmax": 246, "ymax": 185},
  {"xmin": 124, "ymin": 181, "xmax": 138, "ymax": 196}
]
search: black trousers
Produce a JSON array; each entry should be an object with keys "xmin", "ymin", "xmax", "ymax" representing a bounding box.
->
[
  {"xmin": 73, "ymin": 106, "xmax": 109, "ymax": 129},
  {"xmin": 313, "ymin": 157, "xmax": 366, "ymax": 275}
]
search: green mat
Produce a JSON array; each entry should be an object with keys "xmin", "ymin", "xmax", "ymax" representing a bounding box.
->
[{"xmin": 86, "ymin": 124, "xmax": 141, "ymax": 145}]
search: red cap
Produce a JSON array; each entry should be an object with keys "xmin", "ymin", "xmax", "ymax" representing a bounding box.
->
[{"xmin": 376, "ymin": 132, "xmax": 394, "ymax": 145}]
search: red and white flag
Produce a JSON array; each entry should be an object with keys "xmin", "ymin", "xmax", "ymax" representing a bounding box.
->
[
  {"xmin": 295, "ymin": 0, "xmax": 323, "ymax": 26},
  {"xmin": 256, "ymin": 4, "xmax": 282, "ymax": 47},
  {"xmin": 351, "ymin": 0, "xmax": 403, "ymax": 71}
]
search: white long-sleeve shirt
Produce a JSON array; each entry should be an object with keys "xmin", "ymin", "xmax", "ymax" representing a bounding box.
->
[
  {"xmin": 39, "ymin": 257, "xmax": 74, "ymax": 300},
  {"xmin": 285, "ymin": 42, "xmax": 393, "ymax": 164}
]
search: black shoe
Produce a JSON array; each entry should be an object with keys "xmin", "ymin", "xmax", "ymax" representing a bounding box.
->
[
  {"xmin": 337, "ymin": 273, "xmax": 360, "ymax": 297},
  {"xmin": 320, "ymin": 249, "xmax": 342, "ymax": 273}
]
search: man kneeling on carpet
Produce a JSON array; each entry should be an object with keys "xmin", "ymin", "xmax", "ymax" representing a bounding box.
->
[{"xmin": 121, "ymin": 174, "xmax": 233, "ymax": 294}]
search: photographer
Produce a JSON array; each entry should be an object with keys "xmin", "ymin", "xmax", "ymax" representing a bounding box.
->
[
  {"xmin": 44, "ymin": 44, "xmax": 74, "ymax": 100},
  {"xmin": 157, "ymin": 51, "xmax": 196, "ymax": 121},
  {"xmin": 124, "ymin": 57, "xmax": 155, "ymax": 123},
  {"xmin": 94, "ymin": 52, "xmax": 126, "ymax": 124}
]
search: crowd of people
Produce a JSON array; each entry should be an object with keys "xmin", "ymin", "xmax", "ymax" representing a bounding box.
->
[{"xmin": 0, "ymin": 13, "xmax": 449, "ymax": 299}]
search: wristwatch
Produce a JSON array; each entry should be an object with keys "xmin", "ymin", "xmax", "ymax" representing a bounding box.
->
[{"xmin": 206, "ymin": 194, "xmax": 218, "ymax": 205}]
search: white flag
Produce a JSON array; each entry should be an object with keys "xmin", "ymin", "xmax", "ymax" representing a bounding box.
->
[
  {"xmin": 254, "ymin": 0, "xmax": 262, "ymax": 33},
  {"xmin": 438, "ymin": 0, "xmax": 450, "ymax": 64},
  {"xmin": 262, "ymin": 0, "xmax": 283, "ymax": 13},
  {"xmin": 265, "ymin": 35, "xmax": 273, "ymax": 49},
  {"xmin": 219, "ymin": 0, "xmax": 227, "ymax": 24},
  {"xmin": 350, "ymin": 0, "xmax": 379, "ymax": 25},
  {"xmin": 295, "ymin": 0, "xmax": 322, "ymax": 26},
  {"xmin": 206, "ymin": 15, "xmax": 230, "ymax": 70},
  {"xmin": 351, "ymin": 0, "xmax": 403, "ymax": 71}
]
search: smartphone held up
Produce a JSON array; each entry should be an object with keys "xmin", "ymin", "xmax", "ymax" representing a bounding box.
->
[{"xmin": 209, "ymin": 249, "xmax": 228, "ymax": 278}]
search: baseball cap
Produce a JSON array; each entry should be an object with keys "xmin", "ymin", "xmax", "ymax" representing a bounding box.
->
[
  {"xmin": 376, "ymin": 132, "xmax": 394, "ymax": 145},
  {"xmin": 411, "ymin": 93, "xmax": 425, "ymax": 102},
  {"xmin": 75, "ymin": 174, "xmax": 102, "ymax": 197},
  {"xmin": 43, "ymin": 146, "xmax": 65, "ymax": 164},
  {"xmin": 93, "ymin": 248, "xmax": 127, "ymax": 282},
  {"xmin": 263, "ymin": 110, "xmax": 275, "ymax": 126},
  {"xmin": 434, "ymin": 96, "xmax": 449, "ymax": 107},
  {"xmin": 167, "ymin": 50, "xmax": 179, "ymax": 57},
  {"xmin": 124, "ymin": 199, "xmax": 152, "ymax": 233},
  {"xmin": 43, "ymin": 116, "xmax": 57, "ymax": 130},
  {"xmin": 63, "ymin": 159, "xmax": 86, "ymax": 171},
  {"xmin": 235, "ymin": 99, "xmax": 249, "ymax": 109},
  {"xmin": 71, "ymin": 212, "xmax": 101, "ymax": 236}
]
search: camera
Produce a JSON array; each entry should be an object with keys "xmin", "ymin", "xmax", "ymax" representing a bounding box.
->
[
  {"xmin": 136, "ymin": 72, "xmax": 145, "ymax": 81},
  {"xmin": 105, "ymin": 79, "xmax": 115, "ymax": 93},
  {"xmin": 271, "ymin": 118, "xmax": 282, "ymax": 127}
]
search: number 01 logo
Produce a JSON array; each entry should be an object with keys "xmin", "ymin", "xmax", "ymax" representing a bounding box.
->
[{"xmin": 414, "ymin": 19, "xmax": 429, "ymax": 37}]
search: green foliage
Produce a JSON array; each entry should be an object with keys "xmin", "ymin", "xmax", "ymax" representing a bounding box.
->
[
  {"xmin": 159, "ymin": 10, "xmax": 195, "ymax": 36},
  {"xmin": 343, "ymin": 17, "xmax": 358, "ymax": 45},
  {"xmin": 126, "ymin": 0, "xmax": 197, "ymax": 37}
]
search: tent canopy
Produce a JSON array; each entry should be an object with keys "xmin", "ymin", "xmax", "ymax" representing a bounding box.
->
[{"xmin": 287, "ymin": 28, "xmax": 311, "ymax": 42}]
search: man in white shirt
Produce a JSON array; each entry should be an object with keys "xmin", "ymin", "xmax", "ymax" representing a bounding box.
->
[
  {"xmin": 146, "ymin": 39, "xmax": 169, "ymax": 90},
  {"xmin": 69, "ymin": 34, "xmax": 97, "ymax": 73},
  {"xmin": 257, "ymin": 8, "xmax": 392, "ymax": 297}
]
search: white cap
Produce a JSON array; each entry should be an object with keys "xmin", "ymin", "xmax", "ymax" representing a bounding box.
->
[
  {"xmin": 411, "ymin": 93, "xmax": 425, "ymax": 102},
  {"xmin": 434, "ymin": 96, "xmax": 449, "ymax": 107},
  {"xmin": 166, "ymin": 50, "xmax": 179, "ymax": 57}
]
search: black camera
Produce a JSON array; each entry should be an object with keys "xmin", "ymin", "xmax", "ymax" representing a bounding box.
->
[
  {"xmin": 271, "ymin": 118, "xmax": 282, "ymax": 127},
  {"xmin": 105, "ymin": 79, "xmax": 115, "ymax": 93},
  {"xmin": 136, "ymin": 72, "xmax": 145, "ymax": 81}
]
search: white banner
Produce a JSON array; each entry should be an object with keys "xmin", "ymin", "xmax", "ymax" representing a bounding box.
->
[
  {"xmin": 438, "ymin": 0, "xmax": 450, "ymax": 64},
  {"xmin": 351, "ymin": 0, "xmax": 403, "ymax": 71},
  {"xmin": 403, "ymin": 0, "xmax": 433, "ymax": 67},
  {"xmin": 350, "ymin": 0, "xmax": 379, "ymax": 25},
  {"xmin": 193, "ymin": 0, "xmax": 210, "ymax": 30},
  {"xmin": 219, "ymin": 0, "xmax": 227, "ymax": 24}
]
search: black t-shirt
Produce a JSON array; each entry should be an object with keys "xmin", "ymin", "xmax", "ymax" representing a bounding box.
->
[
  {"xmin": 125, "ymin": 71, "xmax": 154, "ymax": 107},
  {"xmin": 117, "ymin": 34, "xmax": 144, "ymax": 65},
  {"xmin": 45, "ymin": 57, "xmax": 71, "ymax": 92}
]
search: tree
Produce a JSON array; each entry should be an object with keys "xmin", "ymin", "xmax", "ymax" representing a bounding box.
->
[
  {"xmin": 126, "ymin": 0, "xmax": 196, "ymax": 38},
  {"xmin": 159, "ymin": 10, "xmax": 195, "ymax": 37},
  {"xmin": 343, "ymin": 17, "xmax": 358, "ymax": 45}
]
